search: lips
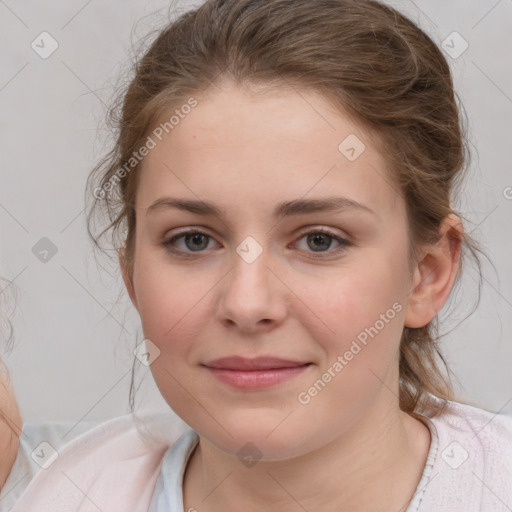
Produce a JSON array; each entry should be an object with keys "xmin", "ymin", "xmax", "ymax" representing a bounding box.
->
[
  {"xmin": 202, "ymin": 356, "xmax": 312, "ymax": 389},
  {"xmin": 203, "ymin": 356, "xmax": 309, "ymax": 371}
]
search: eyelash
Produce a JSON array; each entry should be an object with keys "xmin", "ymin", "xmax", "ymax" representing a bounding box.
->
[{"xmin": 161, "ymin": 227, "xmax": 352, "ymax": 260}]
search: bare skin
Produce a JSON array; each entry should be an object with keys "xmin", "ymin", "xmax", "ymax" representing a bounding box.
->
[
  {"xmin": 0, "ymin": 366, "xmax": 22, "ymax": 491},
  {"xmin": 121, "ymin": 79, "xmax": 461, "ymax": 511},
  {"xmin": 183, "ymin": 396, "xmax": 432, "ymax": 511}
]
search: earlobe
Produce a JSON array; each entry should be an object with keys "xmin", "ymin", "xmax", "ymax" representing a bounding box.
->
[
  {"xmin": 119, "ymin": 248, "xmax": 138, "ymax": 310},
  {"xmin": 404, "ymin": 214, "xmax": 463, "ymax": 328}
]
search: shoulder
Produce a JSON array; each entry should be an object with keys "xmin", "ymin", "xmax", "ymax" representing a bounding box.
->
[
  {"xmin": 0, "ymin": 421, "xmax": 98, "ymax": 511},
  {"xmin": 415, "ymin": 396, "xmax": 512, "ymax": 511},
  {"xmin": 431, "ymin": 397, "xmax": 512, "ymax": 438},
  {"xmin": 431, "ymin": 398, "xmax": 512, "ymax": 465},
  {"xmin": 10, "ymin": 414, "xmax": 187, "ymax": 512}
]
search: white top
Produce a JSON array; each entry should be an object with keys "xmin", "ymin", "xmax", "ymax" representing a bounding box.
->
[
  {"xmin": 149, "ymin": 398, "xmax": 512, "ymax": 511},
  {"xmin": 8, "ymin": 397, "xmax": 512, "ymax": 511},
  {"xmin": 0, "ymin": 421, "xmax": 97, "ymax": 511},
  {"xmin": 8, "ymin": 413, "xmax": 186, "ymax": 512}
]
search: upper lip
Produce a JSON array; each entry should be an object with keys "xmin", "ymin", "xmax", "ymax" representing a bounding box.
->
[{"xmin": 203, "ymin": 356, "xmax": 310, "ymax": 371}]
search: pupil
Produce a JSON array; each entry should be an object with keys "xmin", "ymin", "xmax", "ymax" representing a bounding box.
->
[
  {"xmin": 186, "ymin": 233, "xmax": 208, "ymax": 251},
  {"xmin": 309, "ymin": 233, "xmax": 330, "ymax": 251}
]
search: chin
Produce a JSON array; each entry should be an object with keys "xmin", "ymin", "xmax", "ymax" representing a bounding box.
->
[{"xmin": 193, "ymin": 410, "xmax": 318, "ymax": 462}]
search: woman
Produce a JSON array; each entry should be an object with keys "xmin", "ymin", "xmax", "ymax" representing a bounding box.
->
[{"xmin": 11, "ymin": 0, "xmax": 512, "ymax": 510}]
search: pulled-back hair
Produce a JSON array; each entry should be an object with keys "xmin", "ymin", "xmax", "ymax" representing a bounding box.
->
[{"xmin": 87, "ymin": 0, "xmax": 483, "ymax": 419}]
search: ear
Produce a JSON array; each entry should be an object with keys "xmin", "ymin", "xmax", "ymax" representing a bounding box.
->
[
  {"xmin": 119, "ymin": 248, "xmax": 138, "ymax": 310},
  {"xmin": 404, "ymin": 214, "xmax": 463, "ymax": 328}
]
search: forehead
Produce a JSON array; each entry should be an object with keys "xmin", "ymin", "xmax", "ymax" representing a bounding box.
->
[{"xmin": 137, "ymin": 81, "xmax": 403, "ymax": 217}]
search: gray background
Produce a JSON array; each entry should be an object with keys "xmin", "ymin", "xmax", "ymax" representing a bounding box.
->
[{"xmin": 0, "ymin": 0, "xmax": 511, "ymax": 427}]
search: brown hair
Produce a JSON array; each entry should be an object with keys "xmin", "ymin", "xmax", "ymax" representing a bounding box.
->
[{"xmin": 87, "ymin": 0, "xmax": 483, "ymax": 420}]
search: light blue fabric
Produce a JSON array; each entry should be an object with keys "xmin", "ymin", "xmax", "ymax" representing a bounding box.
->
[
  {"xmin": 147, "ymin": 398, "xmax": 512, "ymax": 511},
  {"xmin": 148, "ymin": 429, "xmax": 199, "ymax": 512},
  {"xmin": 147, "ymin": 424, "xmax": 435, "ymax": 512}
]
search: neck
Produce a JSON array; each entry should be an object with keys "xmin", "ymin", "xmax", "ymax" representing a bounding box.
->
[{"xmin": 183, "ymin": 389, "xmax": 431, "ymax": 512}]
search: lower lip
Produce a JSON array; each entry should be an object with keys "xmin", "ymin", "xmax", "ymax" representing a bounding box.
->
[{"xmin": 205, "ymin": 364, "xmax": 311, "ymax": 389}]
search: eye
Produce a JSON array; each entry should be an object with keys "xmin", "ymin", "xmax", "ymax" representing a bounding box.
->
[
  {"xmin": 293, "ymin": 228, "xmax": 351, "ymax": 258},
  {"xmin": 161, "ymin": 227, "xmax": 351, "ymax": 258},
  {"xmin": 163, "ymin": 230, "xmax": 217, "ymax": 255}
]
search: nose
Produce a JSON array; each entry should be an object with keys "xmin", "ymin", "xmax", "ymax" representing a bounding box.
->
[{"xmin": 215, "ymin": 246, "xmax": 288, "ymax": 334}]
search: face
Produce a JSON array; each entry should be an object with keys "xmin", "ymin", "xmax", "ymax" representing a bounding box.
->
[{"xmin": 123, "ymin": 80, "xmax": 419, "ymax": 460}]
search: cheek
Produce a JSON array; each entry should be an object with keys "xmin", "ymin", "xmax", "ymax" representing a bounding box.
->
[
  {"xmin": 133, "ymin": 259, "xmax": 212, "ymax": 421},
  {"xmin": 132, "ymin": 249, "xmax": 213, "ymax": 354},
  {"xmin": 291, "ymin": 269, "xmax": 407, "ymax": 424},
  {"xmin": 319, "ymin": 265, "xmax": 406, "ymax": 341},
  {"xmin": 303, "ymin": 263, "xmax": 408, "ymax": 405},
  {"xmin": 133, "ymin": 243, "xmax": 408, "ymax": 360}
]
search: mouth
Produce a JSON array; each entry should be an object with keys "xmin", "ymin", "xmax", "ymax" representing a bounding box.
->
[
  {"xmin": 204, "ymin": 356, "xmax": 310, "ymax": 370},
  {"xmin": 202, "ymin": 356, "xmax": 313, "ymax": 389}
]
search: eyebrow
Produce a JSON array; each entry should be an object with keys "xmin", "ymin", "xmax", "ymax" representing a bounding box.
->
[{"xmin": 146, "ymin": 196, "xmax": 376, "ymax": 219}]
